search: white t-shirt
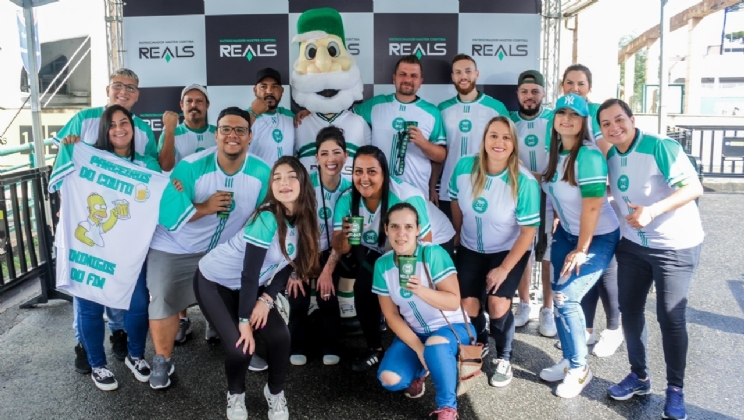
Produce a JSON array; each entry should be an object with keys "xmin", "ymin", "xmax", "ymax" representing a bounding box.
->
[
  {"xmin": 295, "ymin": 110, "xmax": 371, "ymax": 176},
  {"xmin": 428, "ymin": 201, "xmax": 455, "ymax": 245},
  {"xmin": 449, "ymin": 155, "xmax": 541, "ymax": 253},
  {"xmin": 438, "ymin": 93, "xmax": 510, "ymax": 202},
  {"xmin": 152, "ymin": 148, "xmax": 270, "ymax": 254},
  {"xmin": 311, "ymin": 171, "xmax": 353, "ymax": 252},
  {"xmin": 372, "ymin": 243, "xmax": 467, "ymax": 334},
  {"xmin": 354, "ymin": 94, "xmax": 446, "ymax": 198},
  {"xmin": 198, "ymin": 210, "xmax": 297, "ymax": 289},
  {"xmin": 607, "ymin": 130, "xmax": 703, "ymax": 249},
  {"xmin": 248, "ymin": 107, "xmax": 295, "ymax": 167},
  {"xmin": 158, "ymin": 123, "xmax": 217, "ymax": 170},
  {"xmin": 543, "ymin": 142, "xmax": 619, "ymax": 236}
]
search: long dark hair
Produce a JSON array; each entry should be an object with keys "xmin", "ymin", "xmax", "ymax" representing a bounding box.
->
[
  {"xmin": 543, "ymin": 110, "xmax": 592, "ymax": 187},
  {"xmin": 351, "ymin": 145, "xmax": 390, "ymax": 249},
  {"xmin": 95, "ymin": 104, "xmax": 135, "ymax": 162},
  {"xmin": 249, "ymin": 156, "xmax": 320, "ymax": 279},
  {"xmin": 561, "ymin": 63, "xmax": 593, "ymax": 90}
]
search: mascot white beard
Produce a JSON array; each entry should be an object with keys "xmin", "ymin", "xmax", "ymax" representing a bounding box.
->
[{"xmin": 290, "ymin": 59, "xmax": 364, "ymax": 114}]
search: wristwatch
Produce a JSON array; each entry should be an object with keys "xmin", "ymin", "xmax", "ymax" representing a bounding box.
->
[
  {"xmin": 258, "ymin": 296, "xmax": 274, "ymax": 309},
  {"xmin": 238, "ymin": 318, "xmax": 250, "ymax": 324}
]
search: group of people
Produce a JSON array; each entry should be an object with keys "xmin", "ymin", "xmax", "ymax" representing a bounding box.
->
[{"xmin": 54, "ymin": 51, "xmax": 703, "ymax": 420}]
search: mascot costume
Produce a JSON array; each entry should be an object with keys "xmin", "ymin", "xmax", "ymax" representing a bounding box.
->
[{"xmin": 291, "ymin": 7, "xmax": 371, "ymax": 175}]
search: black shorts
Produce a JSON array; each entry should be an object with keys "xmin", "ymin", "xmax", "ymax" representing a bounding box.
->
[{"xmin": 455, "ymin": 246, "xmax": 531, "ymax": 299}]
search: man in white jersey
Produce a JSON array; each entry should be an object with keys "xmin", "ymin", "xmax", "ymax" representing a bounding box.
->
[
  {"xmin": 55, "ymin": 68, "xmax": 158, "ymax": 160},
  {"xmin": 146, "ymin": 107, "xmax": 270, "ymax": 390},
  {"xmin": 354, "ymin": 55, "xmax": 446, "ymax": 198},
  {"xmin": 436, "ymin": 54, "xmax": 510, "ymax": 211},
  {"xmin": 159, "ymin": 85, "xmax": 216, "ymax": 173},
  {"xmin": 510, "ymin": 70, "xmax": 556, "ymax": 337},
  {"xmin": 246, "ymin": 68, "xmax": 296, "ymax": 166}
]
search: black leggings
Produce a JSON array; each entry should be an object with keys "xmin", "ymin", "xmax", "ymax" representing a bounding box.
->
[
  {"xmin": 353, "ymin": 247, "xmax": 384, "ymax": 350},
  {"xmin": 194, "ymin": 269, "xmax": 290, "ymax": 395},
  {"xmin": 580, "ymin": 256, "xmax": 620, "ymax": 330},
  {"xmin": 288, "ymin": 250, "xmax": 342, "ymax": 356}
]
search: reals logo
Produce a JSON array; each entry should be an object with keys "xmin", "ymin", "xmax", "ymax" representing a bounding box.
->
[
  {"xmin": 139, "ymin": 114, "xmax": 164, "ymax": 132},
  {"xmin": 219, "ymin": 38, "xmax": 278, "ymax": 61},
  {"xmin": 471, "ymin": 38, "xmax": 529, "ymax": 61},
  {"xmin": 345, "ymin": 37, "xmax": 361, "ymax": 56},
  {"xmin": 389, "ymin": 38, "xmax": 447, "ymax": 59},
  {"xmin": 139, "ymin": 41, "xmax": 196, "ymax": 63}
]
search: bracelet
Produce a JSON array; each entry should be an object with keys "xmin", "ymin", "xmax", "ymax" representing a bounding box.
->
[
  {"xmin": 258, "ymin": 296, "xmax": 274, "ymax": 309},
  {"xmin": 238, "ymin": 318, "xmax": 250, "ymax": 324},
  {"xmin": 248, "ymin": 109, "xmax": 258, "ymax": 118}
]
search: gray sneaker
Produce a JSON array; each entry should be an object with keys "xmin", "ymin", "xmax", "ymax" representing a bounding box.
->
[
  {"xmin": 489, "ymin": 359, "xmax": 513, "ymax": 387},
  {"xmin": 149, "ymin": 354, "xmax": 174, "ymax": 389},
  {"xmin": 263, "ymin": 383, "xmax": 289, "ymax": 420},
  {"xmin": 249, "ymin": 355, "xmax": 268, "ymax": 372},
  {"xmin": 175, "ymin": 318, "xmax": 192, "ymax": 344},
  {"xmin": 205, "ymin": 320, "xmax": 220, "ymax": 343},
  {"xmin": 226, "ymin": 392, "xmax": 248, "ymax": 420}
]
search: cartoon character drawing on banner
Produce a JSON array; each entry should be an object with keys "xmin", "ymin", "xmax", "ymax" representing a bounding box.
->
[
  {"xmin": 290, "ymin": 7, "xmax": 363, "ymax": 113},
  {"xmin": 75, "ymin": 193, "xmax": 128, "ymax": 247}
]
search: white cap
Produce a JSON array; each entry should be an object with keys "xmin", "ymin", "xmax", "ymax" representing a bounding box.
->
[{"xmin": 181, "ymin": 84, "xmax": 209, "ymax": 101}]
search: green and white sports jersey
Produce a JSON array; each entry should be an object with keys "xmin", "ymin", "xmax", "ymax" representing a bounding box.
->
[
  {"xmin": 449, "ymin": 155, "xmax": 541, "ymax": 253},
  {"xmin": 333, "ymin": 177, "xmax": 431, "ymax": 254},
  {"xmin": 198, "ymin": 210, "xmax": 297, "ymax": 289},
  {"xmin": 295, "ymin": 110, "xmax": 371, "ymax": 176},
  {"xmin": 510, "ymin": 108, "xmax": 553, "ymax": 173},
  {"xmin": 248, "ymin": 107, "xmax": 295, "ymax": 166},
  {"xmin": 438, "ymin": 93, "xmax": 510, "ymax": 202},
  {"xmin": 158, "ymin": 123, "xmax": 216, "ymax": 169},
  {"xmin": 607, "ymin": 131, "xmax": 703, "ymax": 249},
  {"xmin": 152, "ymin": 148, "xmax": 270, "ymax": 254},
  {"xmin": 311, "ymin": 171, "xmax": 352, "ymax": 252},
  {"xmin": 588, "ymin": 102, "xmax": 603, "ymax": 142},
  {"xmin": 54, "ymin": 106, "xmax": 159, "ymax": 160},
  {"xmin": 372, "ymin": 243, "xmax": 465, "ymax": 334},
  {"xmin": 428, "ymin": 201, "xmax": 455, "ymax": 245},
  {"xmin": 354, "ymin": 94, "xmax": 446, "ymax": 198},
  {"xmin": 543, "ymin": 142, "xmax": 619, "ymax": 237}
]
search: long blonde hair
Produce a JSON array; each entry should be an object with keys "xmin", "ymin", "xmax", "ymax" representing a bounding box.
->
[{"xmin": 471, "ymin": 116, "xmax": 521, "ymax": 201}]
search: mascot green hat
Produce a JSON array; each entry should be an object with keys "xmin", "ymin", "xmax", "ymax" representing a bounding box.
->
[{"xmin": 292, "ymin": 7, "xmax": 346, "ymax": 47}]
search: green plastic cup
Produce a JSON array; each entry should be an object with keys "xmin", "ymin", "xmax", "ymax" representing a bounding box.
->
[
  {"xmin": 216, "ymin": 191, "xmax": 234, "ymax": 219},
  {"xmin": 398, "ymin": 255, "xmax": 417, "ymax": 287},
  {"xmin": 348, "ymin": 216, "xmax": 364, "ymax": 246}
]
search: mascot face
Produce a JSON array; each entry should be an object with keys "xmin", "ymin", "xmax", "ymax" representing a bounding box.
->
[{"xmin": 291, "ymin": 9, "xmax": 363, "ymax": 114}]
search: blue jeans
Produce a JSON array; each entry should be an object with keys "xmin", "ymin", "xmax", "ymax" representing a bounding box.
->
[
  {"xmin": 77, "ymin": 265, "xmax": 149, "ymax": 368},
  {"xmin": 377, "ymin": 322, "xmax": 474, "ymax": 410},
  {"xmin": 73, "ymin": 299, "xmax": 126, "ymax": 342},
  {"xmin": 551, "ymin": 224, "xmax": 619, "ymax": 368}
]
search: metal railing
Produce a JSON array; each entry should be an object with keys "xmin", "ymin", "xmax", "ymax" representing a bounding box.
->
[
  {"xmin": 673, "ymin": 125, "xmax": 744, "ymax": 178},
  {"xmin": 0, "ymin": 139, "xmax": 57, "ymax": 174}
]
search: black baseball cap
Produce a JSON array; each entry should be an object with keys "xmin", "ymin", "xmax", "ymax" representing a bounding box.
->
[
  {"xmin": 256, "ymin": 68, "xmax": 282, "ymax": 85},
  {"xmin": 518, "ymin": 70, "xmax": 545, "ymax": 88}
]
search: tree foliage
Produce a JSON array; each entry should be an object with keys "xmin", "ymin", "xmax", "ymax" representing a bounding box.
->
[{"xmin": 619, "ymin": 35, "xmax": 647, "ymax": 112}]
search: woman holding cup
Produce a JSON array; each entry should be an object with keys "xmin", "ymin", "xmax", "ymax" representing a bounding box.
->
[
  {"xmin": 372, "ymin": 202, "xmax": 470, "ymax": 420},
  {"xmin": 332, "ymin": 145, "xmax": 432, "ymax": 372}
]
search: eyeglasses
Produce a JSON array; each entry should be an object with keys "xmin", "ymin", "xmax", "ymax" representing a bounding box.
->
[
  {"xmin": 218, "ymin": 126, "xmax": 250, "ymax": 136},
  {"xmin": 110, "ymin": 82, "xmax": 139, "ymax": 93}
]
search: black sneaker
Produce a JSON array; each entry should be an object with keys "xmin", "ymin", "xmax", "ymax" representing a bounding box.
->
[
  {"xmin": 109, "ymin": 330, "xmax": 128, "ymax": 361},
  {"xmin": 352, "ymin": 349, "xmax": 384, "ymax": 372},
  {"xmin": 74, "ymin": 342, "xmax": 91, "ymax": 374},
  {"xmin": 91, "ymin": 366, "xmax": 118, "ymax": 391},
  {"xmin": 125, "ymin": 355, "xmax": 152, "ymax": 383}
]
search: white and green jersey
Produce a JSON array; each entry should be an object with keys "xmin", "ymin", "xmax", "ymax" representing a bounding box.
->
[
  {"xmin": 333, "ymin": 176, "xmax": 432, "ymax": 254},
  {"xmin": 295, "ymin": 110, "xmax": 371, "ymax": 176},
  {"xmin": 311, "ymin": 171, "xmax": 353, "ymax": 252},
  {"xmin": 543, "ymin": 142, "xmax": 618, "ymax": 237},
  {"xmin": 510, "ymin": 108, "xmax": 553, "ymax": 173},
  {"xmin": 54, "ymin": 106, "xmax": 159, "ymax": 160},
  {"xmin": 607, "ymin": 130, "xmax": 703, "ymax": 249},
  {"xmin": 428, "ymin": 201, "xmax": 455, "ymax": 245},
  {"xmin": 354, "ymin": 94, "xmax": 446, "ymax": 198},
  {"xmin": 438, "ymin": 93, "xmax": 510, "ymax": 202},
  {"xmin": 249, "ymin": 107, "xmax": 295, "ymax": 166},
  {"xmin": 152, "ymin": 148, "xmax": 270, "ymax": 254},
  {"xmin": 449, "ymin": 156, "xmax": 541, "ymax": 253},
  {"xmin": 158, "ymin": 123, "xmax": 216, "ymax": 170},
  {"xmin": 588, "ymin": 102, "xmax": 603, "ymax": 142},
  {"xmin": 198, "ymin": 210, "xmax": 297, "ymax": 289},
  {"xmin": 372, "ymin": 243, "xmax": 466, "ymax": 334}
]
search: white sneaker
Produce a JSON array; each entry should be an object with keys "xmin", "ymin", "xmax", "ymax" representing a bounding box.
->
[
  {"xmin": 555, "ymin": 365, "xmax": 593, "ymax": 398},
  {"xmin": 264, "ymin": 383, "xmax": 289, "ymax": 420},
  {"xmin": 592, "ymin": 328, "xmax": 624, "ymax": 358},
  {"xmin": 323, "ymin": 355, "xmax": 340, "ymax": 365},
  {"xmin": 539, "ymin": 359, "xmax": 570, "ymax": 382},
  {"xmin": 538, "ymin": 307, "xmax": 557, "ymax": 337},
  {"xmin": 514, "ymin": 301, "xmax": 531, "ymax": 327},
  {"xmin": 226, "ymin": 392, "xmax": 248, "ymax": 420},
  {"xmin": 555, "ymin": 330, "xmax": 596, "ymax": 349},
  {"xmin": 290, "ymin": 355, "xmax": 307, "ymax": 366}
]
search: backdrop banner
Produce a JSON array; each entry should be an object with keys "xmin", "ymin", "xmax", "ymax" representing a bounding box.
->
[{"xmin": 124, "ymin": 0, "xmax": 541, "ymax": 138}]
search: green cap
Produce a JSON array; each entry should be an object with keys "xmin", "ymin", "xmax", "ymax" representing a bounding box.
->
[
  {"xmin": 518, "ymin": 70, "xmax": 545, "ymax": 88},
  {"xmin": 293, "ymin": 7, "xmax": 346, "ymax": 47}
]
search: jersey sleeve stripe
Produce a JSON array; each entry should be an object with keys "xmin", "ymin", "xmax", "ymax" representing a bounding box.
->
[
  {"xmin": 371, "ymin": 285, "xmax": 389, "ymax": 295},
  {"xmin": 577, "ymin": 176, "xmax": 607, "ymax": 185},
  {"xmin": 431, "ymin": 266, "xmax": 456, "ymax": 284},
  {"xmin": 243, "ymin": 235, "xmax": 271, "ymax": 248},
  {"xmin": 667, "ymin": 172, "xmax": 696, "ymax": 187},
  {"xmin": 517, "ymin": 214, "xmax": 541, "ymax": 225},
  {"xmin": 168, "ymin": 206, "xmax": 197, "ymax": 232},
  {"xmin": 48, "ymin": 162, "xmax": 76, "ymax": 190},
  {"xmin": 420, "ymin": 222, "xmax": 432, "ymax": 237}
]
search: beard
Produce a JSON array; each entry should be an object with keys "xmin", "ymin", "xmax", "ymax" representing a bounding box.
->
[
  {"xmin": 263, "ymin": 95, "xmax": 279, "ymax": 111},
  {"xmin": 291, "ymin": 62, "xmax": 364, "ymax": 113},
  {"xmin": 454, "ymin": 80, "xmax": 476, "ymax": 95},
  {"xmin": 518, "ymin": 103, "xmax": 541, "ymax": 117}
]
